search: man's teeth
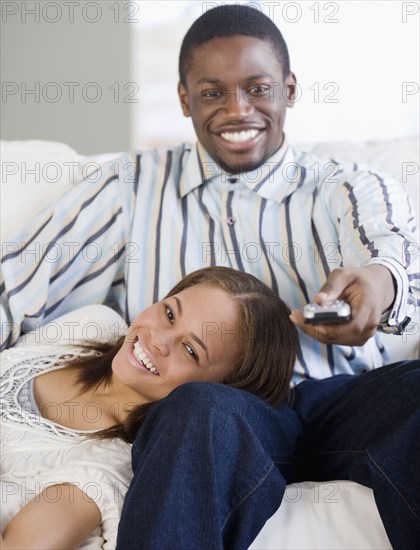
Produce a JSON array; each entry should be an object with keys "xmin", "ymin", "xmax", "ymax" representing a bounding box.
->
[
  {"xmin": 133, "ymin": 341, "xmax": 159, "ymax": 375},
  {"xmin": 221, "ymin": 129, "xmax": 259, "ymax": 143}
]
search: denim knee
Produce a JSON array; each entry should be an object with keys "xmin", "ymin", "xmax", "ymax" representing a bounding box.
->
[
  {"xmin": 165, "ymin": 381, "xmax": 257, "ymax": 414},
  {"xmin": 133, "ymin": 382, "xmax": 263, "ymax": 444},
  {"xmin": 132, "ymin": 381, "xmax": 302, "ymax": 468},
  {"xmin": 145, "ymin": 381, "xmax": 290, "ymax": 429}
]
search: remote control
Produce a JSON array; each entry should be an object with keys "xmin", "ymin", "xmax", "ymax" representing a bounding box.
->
[{"xmin": 303, "ymin": 300, "xmax": 351, "ymax": 324}]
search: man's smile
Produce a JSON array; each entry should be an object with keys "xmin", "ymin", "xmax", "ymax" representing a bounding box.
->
[
  {"xmin": 220, "ymin": 129, "xmax": 260, "ymax": 143},
  {"xmin": 215, "ymin": 127, "xmax": 265, "ymax": 153}
]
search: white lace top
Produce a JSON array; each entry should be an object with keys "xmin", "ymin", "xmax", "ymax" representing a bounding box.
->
[{"xmin": 1, "ymin": 344, "xmax": 132, "ymax": 549}]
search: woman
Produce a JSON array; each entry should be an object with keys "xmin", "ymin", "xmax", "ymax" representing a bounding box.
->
[{"xmin": 0, "ymin": 267, "xmax": 298, "ymax": 549}]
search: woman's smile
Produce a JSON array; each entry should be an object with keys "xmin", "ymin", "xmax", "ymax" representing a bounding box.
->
[{"xmin": 132, "ymin": 337, "xmax": 160, "ymax": 375}]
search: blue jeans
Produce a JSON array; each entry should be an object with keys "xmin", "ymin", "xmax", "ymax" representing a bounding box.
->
[{"xmin": 116, "ymin": 361, "xmax": 420, "ymax": 550}]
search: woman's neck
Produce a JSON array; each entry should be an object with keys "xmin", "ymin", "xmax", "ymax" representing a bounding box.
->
[
  {"xmin": 92, "ymin": 373, "xmax": 148, "ymax": 424},
  {"xmin": 34, "ymin": 368, "xmax": 146, "ymax": 431}
]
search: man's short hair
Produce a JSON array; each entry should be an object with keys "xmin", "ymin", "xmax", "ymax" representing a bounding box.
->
[{"xmin": 179, "ymin": 4, "xmax": 291, "ymax": 86}]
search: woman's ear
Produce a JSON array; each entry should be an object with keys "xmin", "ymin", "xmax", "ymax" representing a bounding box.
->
[{"xmin": 178, "ymin": 82, "xmax": 191, "ymax": 117}]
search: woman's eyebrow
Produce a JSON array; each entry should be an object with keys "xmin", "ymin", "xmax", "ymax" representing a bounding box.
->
[
  {"xmin": 173, "ymin": 296, "xmax": 209, "ymax": 361},
  {"xmin": 191, "ymin": 333, "xmax": 209, "ymax": 362},
  {"xmin": 173, "ymin": 296, "xmax": 182, "ymax": 315}
]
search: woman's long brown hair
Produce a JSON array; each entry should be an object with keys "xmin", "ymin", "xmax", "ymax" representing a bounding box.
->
[{"xmin": 65, "ymin": 267, "xmax": 298, "ymax": 443}]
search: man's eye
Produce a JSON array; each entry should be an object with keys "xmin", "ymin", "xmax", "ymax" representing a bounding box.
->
[
  {"xmin": 247, "ymin": 85, "xmax": 269, "ymax": 96},
  {"xmin": 202, "ymin": 90, "xmax": 221, "ymax": 99},
  {"xmin": 165, "ymin": 305, "xmax": 174, "ymax": 324},
  {"xmin": 184, "ymin": 343, "xmax": 199, "ymax": 363}
]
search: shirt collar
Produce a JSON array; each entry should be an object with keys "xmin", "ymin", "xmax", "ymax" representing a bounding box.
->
[{"xmin": 179, "ymin": 135, "xmax": 302, "ymax": 203}]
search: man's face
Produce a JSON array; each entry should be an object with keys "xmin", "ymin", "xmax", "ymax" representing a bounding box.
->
[{"xmin": 178, "ymin": 35, "xmax": 297, "ymax": 174}]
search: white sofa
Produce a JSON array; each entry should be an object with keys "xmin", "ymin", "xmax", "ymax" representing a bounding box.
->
[{"xmin": 1, "ymin": 138, "xmax": 419, "ymax": 549}]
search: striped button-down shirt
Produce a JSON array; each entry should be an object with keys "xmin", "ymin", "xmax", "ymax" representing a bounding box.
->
[{"xmin": 1, "ymin": 139, "xmax": 418, "ymax": 383}]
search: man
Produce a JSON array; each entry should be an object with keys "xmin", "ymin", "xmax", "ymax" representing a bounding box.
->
[{"xmin": 1, "ymin": 5, "xmax": 419, "ymax": 549}]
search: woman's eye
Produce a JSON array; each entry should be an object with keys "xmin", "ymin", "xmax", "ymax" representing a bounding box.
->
[
  {"xmin": 184, "ymin": 343, "xmax": 199, "ymax": 363},
  {"xmin": 165, "ymin": 305, "xmax": 174, "ymax": 324}
]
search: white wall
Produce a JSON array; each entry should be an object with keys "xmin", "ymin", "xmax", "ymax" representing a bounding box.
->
[{"xmin": 131, "ymin": 0, "xmax": 419, "ymax": 149}]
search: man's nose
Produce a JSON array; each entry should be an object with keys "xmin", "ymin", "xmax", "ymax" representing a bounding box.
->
[
  {"xmin": 150, "ymin": 327, "xmax": 171, "ymax": 356},
  {"xmin": 222, "ymin": 86, "xmax": 253, "ymax": 119}
]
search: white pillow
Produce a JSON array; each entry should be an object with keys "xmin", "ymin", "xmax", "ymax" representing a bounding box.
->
[
  {"xmin": 1, "ymin": 140, "xmax": 123, "ymax": 243},
  {"xmin": 14, "ymin": 304, "xmax": 128, "ymax": 347},
  {"xmin": 298, "ymin": 136, "xmax": 419, "ymax": 219},
  {"xmin": 251, "ymin": 481, "xmax": 391, "ymax": 549},
  {"xmin": 0, "ymin": 140, "xmax": 81, "ymax": 242}
]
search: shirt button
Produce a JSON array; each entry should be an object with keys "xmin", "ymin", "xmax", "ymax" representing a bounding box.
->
[{"xmin": 227, "ymin": 216, "xmax": 236, "ymax": 226}]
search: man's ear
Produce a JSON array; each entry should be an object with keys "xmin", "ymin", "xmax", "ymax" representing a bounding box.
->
[
  {"xmin": 284, "ymin": 72, "xmax": 298, "ymax": 108},
  {"xmin": 178, "ymin": 82, "xmax": 191, "ymax": 117}
]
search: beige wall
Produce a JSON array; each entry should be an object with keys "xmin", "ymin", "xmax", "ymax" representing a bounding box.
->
[{"xmin": 1, "ymin": 1, "xmax": 132, "ymax": 154}]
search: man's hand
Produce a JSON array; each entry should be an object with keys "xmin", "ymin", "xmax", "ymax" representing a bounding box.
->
[{"xmin": 290, "ymin": 265, "xmax": 395, "ymax": 346}]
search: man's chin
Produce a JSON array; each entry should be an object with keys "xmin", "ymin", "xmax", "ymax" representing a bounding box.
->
[
  {"xmin": 213, "ymin": 143, "xmax": 281, "ymax": 175},
  {"xmin": 217, "ymin": 155, "xmax": 265, "ymax": 175}
]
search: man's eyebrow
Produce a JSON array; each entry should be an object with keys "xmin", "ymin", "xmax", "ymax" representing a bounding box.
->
[
  {"xmin": 244, "ymin": 73, "xmax": 274, "ymax": 82},
  {"xmin": 196, "ymin": 77, "xmax": 222, "ymax": 86},
  {"xmin": 173, "ymin": 296, "xmax": 209, "ymax": 361},
  {"xmin": 195, "ymin": 73, "xmax": 275, "ymax": 86}
]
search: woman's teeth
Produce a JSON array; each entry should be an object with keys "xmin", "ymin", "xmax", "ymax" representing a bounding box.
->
[
  {"xmin": 221, "ymin": 129, "xmax": 258, "ymax": 143},
  {"xmin": 133, "ymin": 341, "xmax": 159, "ymax": 375}
]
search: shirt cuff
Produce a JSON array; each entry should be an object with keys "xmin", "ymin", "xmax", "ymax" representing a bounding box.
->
[{"xmin": 362, "ymin": 257, "xmax": 412, "ymax": 334}]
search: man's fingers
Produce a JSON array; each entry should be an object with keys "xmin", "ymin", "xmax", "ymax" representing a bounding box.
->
[
  {"xmin": 292, "ymin": 314, "xmax": 344, "ymax": 342},
  {"xmin": 291, "ymin": 310, "xmax": 344, "ymax": 342},
  {"xmin": 290, "ymin": 308, "xmax": 374, "ymax": 346},
  {"xmin": 293, "ymin": 266, "xmax": 384, "ymax": 346},
  {"xmin": 313, "ymin": 268, "xmax": 356, "ymax": 303}
]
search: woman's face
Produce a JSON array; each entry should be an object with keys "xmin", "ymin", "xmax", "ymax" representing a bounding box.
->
[{"xmin": 112, "ymin": 284, "xmax": 241, "ymax": 403}]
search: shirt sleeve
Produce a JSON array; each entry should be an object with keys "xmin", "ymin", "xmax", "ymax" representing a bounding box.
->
[
  {"xmin": 331, "ymin": 169, "xmax": 419, "ymax": 333},
  {"xmin": 1, "ymin": 154, "xmax": 139, "ymax": 350},
  {"xmin": 37, "ymin": 439, "xmax": 132, "ymax": 550}
]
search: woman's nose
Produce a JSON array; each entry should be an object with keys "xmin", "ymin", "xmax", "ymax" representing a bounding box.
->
[{"xmin": 149, "ymin": 327, "xmax": 170, "ymax": 356}]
